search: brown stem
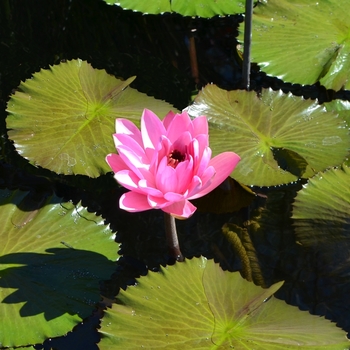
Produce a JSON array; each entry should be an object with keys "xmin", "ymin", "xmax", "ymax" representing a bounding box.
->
[
  {"xmin": 164, "ymin": 213, "xmax": 184, "ymax": 262},
  {"xmin": 188, "ymin": 35, "xmax": 200, "ymax": 86}
]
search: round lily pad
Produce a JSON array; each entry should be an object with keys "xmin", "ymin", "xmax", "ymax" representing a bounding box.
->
[
  {"xmin": 187, "ymin": 85, "xmax": 349, "ymax": 186},
  {"xmin": 99, "ymin": 257, "xmax": 349, "ymax": 349},
  {"xmin": 239, "ymin": 0, "xmax": 350, "ymax": 90},
  {"xmin": 6, "ymin": 59, "xmax": 175, "ymax": 177},
  {"xmin": 0, "ymin": 189, "xmax": 118, "ymax": 347},
  {"xmin": 104, "ymin": 0, "xmax": 247, "ymax": 17},
  {"xmin": 292, "ymin": 164, "xmax": 350, "ymax": 247}
]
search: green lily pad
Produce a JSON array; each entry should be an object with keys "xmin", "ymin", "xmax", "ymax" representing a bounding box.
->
[
  {"xmin": 325, "ymin": 99, "xmax": 350, "ymax": 129},
  {"xmin": 104, "ymin": 0, "xmax": 246, "ymax": 17},
  {"xmin": 0, "ymin": 189, "xmax": 118, "ymax": 348},
  {"xmin": 99, "ymin": 257, "xmax": 349, "ymax": 349},
  {"xmin": 239, "ymin": 0, "xmax": 350, "ymax": 90},
  {"xmin": 292, "ymin": 164, "xmax": 350, "ymax": 247},
  {"xmin": 187, "ymin": 85, "xmax": 349, "ymax": 186},
  {"xmin": 6, "ymin": 59, "xmax": 175, "ymax": 177}
]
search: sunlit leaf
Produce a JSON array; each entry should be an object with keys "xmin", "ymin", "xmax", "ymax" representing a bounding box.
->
[
  {"xmin": 239, "ymin": 0, "xmax": 350, "ymax": 90},
  {"xmin": 99, "ymin": 257, "xmax": 349, "ymax": 349},
  {"xmin": 0, "ymin": 189, "xmax": 118, "ymax": 348},
  {"xmin": 6, "ymin": 59, "xmax": 176, "ymax": 177},
  {"xmin": 325, "ymin": 99, "xmax": 350, "ymax": 130},
  {"xmin": 292, "ymin": 164, "xmax": 350, "ymax": 247},
  {"xmin": 187, "ymin": 85, "xmax": 349, "ymax": 186},
  {"xmin": 104, "ymin": 0, "xmax": 247, "ymax": 17}
]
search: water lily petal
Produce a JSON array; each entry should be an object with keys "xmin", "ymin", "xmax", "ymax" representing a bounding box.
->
[
  {"xmin": 186, "ymin": 175, "xmax": 203, "ymax": 198},
  {"xmin": 188, "ymin": 166, "xmax": 215, "ymax": 199},
  {"xmin": 195, "ymin": 133, "xmax": 209, "ymax": 156},
  {"xmin": 114, "ymin": 133, "xmax": 147, "ymax": 161},
  {"xmin": 141, "ymin": 109, "xmax": 166, "ymax": 150},
  {"xmin": 117, "ymin": 145, "xmax": 150, "ymax": 180},
  {"xmin": 166, "ymin": 112, "xmax": 193, "ymax": 143},
  {"xmin": 105, "ymin": 153, "xmax": 127, "ymax": 173},
  {"xmin": 171, "ymin": 132, "xmax": 192, "ymax": 157},
  {"xmin": 175, "ymin": 158, "xmax": 193, "ymax": 193},
  {"xmin": 162, "ymin": 110, "xmax": 176, "ymax": 129},
  {"xmin": 164, "ymin": 192, "xmax": 184, "ymax": 202},
  {"xmin": 138, "ymin": 179, "xmax": 162, "ymax": 197},
  {"xmin": 116, "ymin": 118, "xmax": 142, "ymax": 146},
  {"xmin": 115, "ymin": 170, "xmax": 142, "ymax": 192},
  {"xmin": 191, "ymin": 152, "xmax": 240, "ymax": 198},
  {"xmin": 120, "ymin": 192, "xmax": 152, "ymax": 212},
  {"xmin": 195, "ymin": 146, "xmax": 212, "ymax": 177},
  {"xmin": 149, "ymin": 136, "xmax": 171, "ymax": 172},
  {"xmin": 155, "ymin": 158, "xmax": 178, "ymax": 193},
  {"xmin": 162, "ymin": 199, "xmax": 197, "ymax": 219},
  {"xmin": 192, "ymin": 116, "xmax": 208, "ymax": 137},
  {"xmin": 147, "ymin": 194, "xmax": 170, "ymax": 208}
]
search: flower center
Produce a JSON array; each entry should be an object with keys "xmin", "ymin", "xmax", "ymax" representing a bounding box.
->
[{"xmin": 167, "ymin": 149, "xmax": 185, "ymax": 168}]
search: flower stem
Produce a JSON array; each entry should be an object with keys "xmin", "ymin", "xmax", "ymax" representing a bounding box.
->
[{"xmin": 164, "ymin": 213, "xmax": 184, "ymax": 262}]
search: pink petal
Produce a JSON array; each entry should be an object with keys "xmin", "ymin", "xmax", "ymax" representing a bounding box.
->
[
  {"xmin": 106, "ymin": 153, "xmax": 127, "ymax": 173},
  {"xmin": 166, "ymin": 112, "xmax": 193, "ymax": 143},
  {"xmin": 186, "ymin": 175, "xmax": 203, "ymax": 198},
  {"xmin": 115, "ymin": 170, "xmax": 141, "ymax": 192},
  {"xmin": 200, "ymin": 165, "xmax": 216, "ymax": 185},
  {"xmin": 147, "ymin": 194, "xmax": 170, "ymax": 208},
  {"xmin": 162, "ymin": 199, "xmax": 197, "ymax": 219},
  {"xmin": 162, "ymin": 111, "xmax": 176, "ymax": 129},
  {"xmin": 164, "ymin": 192, "xmax": 184, "ymax": 202},
  {"xmin": 155, "ymin": 160, "xmax": 178, "ymax": 194},
  {"xmin": 149, "ymin": 136, "xmax": 171, "ymax": 173},
  {"xmin": 172, "ymin": 131, "xmax": 192, "ymax": 154},
  {"xmin": 189, "ymin": 152, "xmax": 240, "ymax": 199},
  {"xmin": 119, "ymin": 192, "xmax": 153, "ymax": 212},
  {"xmin": 114, "ymin": 133, "xmax": 147, "ymax": 161},
  {"xmin": 115, "ymin": 119, "xmax": 142, "ymax": 146},
  {"xmin": 194, "ymin": 146, "xmax": 212, "ymax": 177},
  {"xmin": 138, "ymin": 179, "xmax": 163, "ymax": 197},
  {"xmin": 141, "ymin": 109, "xmax": 166, "ymax": 150},
  {"xmin": 192, "ymin": 116, "xmax": 208, "ymax": 137},
  {"xmin": 117, "ymin": 145, "xmax": 150, "ymax": 180},
  {"xmin": 195, "ymin": 134, "xmax": 209, "ymax": 156},
  {"xmin": 175, "ymin": 158, "xmax": 193, "ymax": 193},
  {"xmin": 189, "ymin": 165, "xmax": 215, "ymax": 198}
]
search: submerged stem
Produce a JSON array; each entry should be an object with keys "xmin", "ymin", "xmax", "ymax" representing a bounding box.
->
[{"xmin": 164, "ymin": 213, "xmax": 184, "ymax": 262}]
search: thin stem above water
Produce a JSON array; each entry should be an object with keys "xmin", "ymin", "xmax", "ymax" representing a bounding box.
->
[{"xmin": 164, "ymin": 213, "xmax": 184, "ymax": 262}]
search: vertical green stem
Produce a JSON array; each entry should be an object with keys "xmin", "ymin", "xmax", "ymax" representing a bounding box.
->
[
  {"xmin": 164, "ymin": 213, "xmax": 184, "ymax": 262},
  {"xmin": 242, "ymin": 0, "xmax": 254, "ymax": 90}
]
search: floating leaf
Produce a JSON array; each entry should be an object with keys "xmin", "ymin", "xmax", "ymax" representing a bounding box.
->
[
  {"xmin": 239, "ymin": 0, "xmax": 350, "ymax": 90},
  {"xmin": 0, "ymin": 189, "xmax": 118, "ymax": 348},
  {"xmin": 187, "ymin": 85, "xmax": 349, "ymax": 186},
  {"xmin": 99, "ymin": 257, "xmax": 349, "ymax": 349},
  {"xmin": 292, "ymin": 164, "xmax": 350, "ymax": 247},
  {"xmin": 6, "ymin": 59, "xmax": 175, "ymax": 177},
  {"xmin": 104, "ymin": 0, "xmax": 247, "ymax": 17},
  {"xmin": 325, "ymin": 99, "xmax": 350, "ymax": 129}
]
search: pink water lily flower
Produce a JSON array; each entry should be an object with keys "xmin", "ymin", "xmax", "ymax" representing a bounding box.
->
[{"xmin": 106, "ymin": 109, "xmax": 240, "ymax": 219}]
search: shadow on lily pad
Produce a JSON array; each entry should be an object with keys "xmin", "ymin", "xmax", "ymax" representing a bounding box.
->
[{"xmin": 0, "ymin": 247, "xmax": 115, "ymax": 320}]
